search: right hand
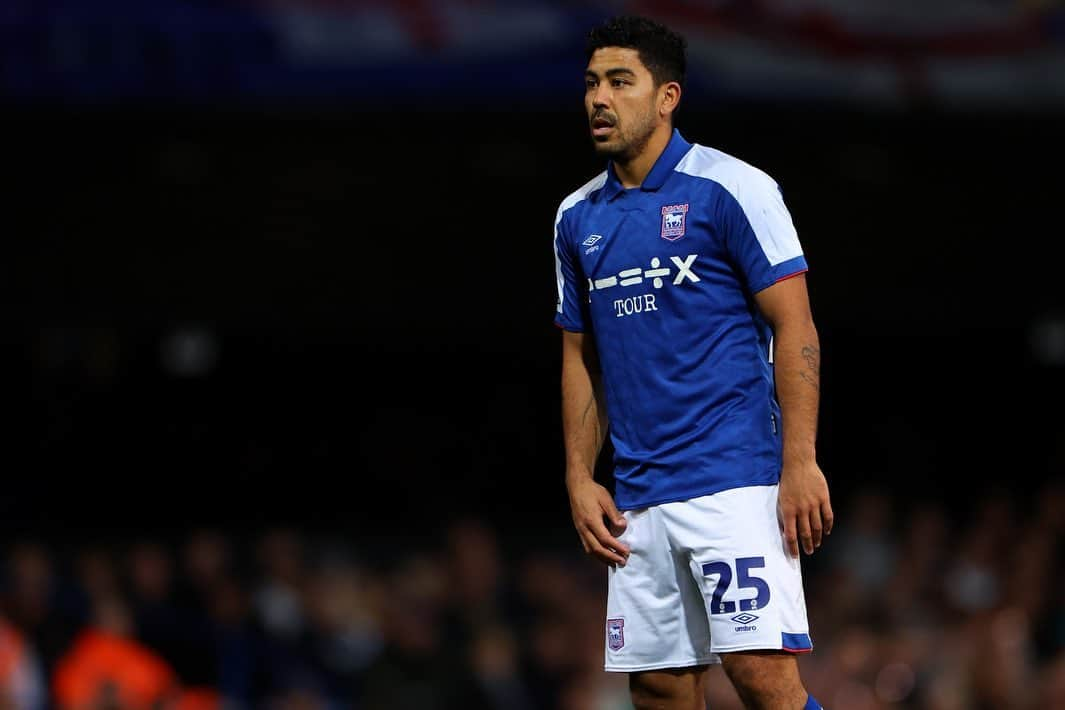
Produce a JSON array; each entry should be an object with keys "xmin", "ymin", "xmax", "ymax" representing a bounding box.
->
[{"xmin": 567, "ymin": 477, "xmax": 630, "ymax": 567}]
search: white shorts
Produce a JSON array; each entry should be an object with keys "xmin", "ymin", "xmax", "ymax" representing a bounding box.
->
[{"xmin": 604, "ymin": 484, "xmax": 812, "ymax": 672}]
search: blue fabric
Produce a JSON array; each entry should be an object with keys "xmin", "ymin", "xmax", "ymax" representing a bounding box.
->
[
  {"xmin": 781, "ymin": 632, "xmax": 813, "ymax": 651},
  {"xmin": 553, "ymin": 130, "xmax": 807, "ymax": 509},
  {"xmin": 805, "ymin": 693, "xmax": 823, "ymax": 709}
]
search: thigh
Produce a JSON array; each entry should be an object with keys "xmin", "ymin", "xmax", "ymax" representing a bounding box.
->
[
  {"xmin": 663, "ymin": 485, "xmax": 814, "ymax": 656},
  {"xmin": 605, "ymin": 506, "xmax": 715, "ymax": 672},
  {"xmin": 629, "ymin": 665, "xmax": 708, "ymax": 710},
  {"xmin": 720, "ymin": 651, "xmax": 806, "ymax": 709}
]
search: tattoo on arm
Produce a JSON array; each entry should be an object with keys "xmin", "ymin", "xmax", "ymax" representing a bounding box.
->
[{"xmin": 799, "ymin": 344, "xmax": 820, "ymax": 390}]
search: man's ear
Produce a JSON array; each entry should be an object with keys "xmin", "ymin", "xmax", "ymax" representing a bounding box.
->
[{"xmin": 660, "ymin": 82, "xmax": 682, "ymax": 119}]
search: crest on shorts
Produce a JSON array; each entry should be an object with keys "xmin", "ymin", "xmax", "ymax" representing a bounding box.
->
[
  {"xmin": 660, "ymin": 203, "xmax": 688, "ymax": 241},
  {"xmin": 607, "ymin": 618, "xmax": 625, "ymax": 651}
]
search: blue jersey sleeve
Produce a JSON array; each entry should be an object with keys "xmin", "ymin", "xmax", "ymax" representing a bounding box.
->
[
  {"xmin": 721, "ymin": 170, "xmax": 808, "ymax": 294},
  {"xmin": 553, "ymin": 207, "xmax": 587, "ymax": 332}
]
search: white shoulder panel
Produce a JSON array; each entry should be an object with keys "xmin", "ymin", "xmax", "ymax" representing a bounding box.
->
[
  {"xmin": 554, "ymin": 171, "xmax": 608, "ymax": 313},
  {"xmin": 675, "ymin": 145, "xmax": 801, "ymax": 266}
]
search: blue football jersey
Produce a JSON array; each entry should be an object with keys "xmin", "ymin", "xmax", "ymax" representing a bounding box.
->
[{"xmin": 553, "ymin": 130, "xmax": 808, "ymax": 510}]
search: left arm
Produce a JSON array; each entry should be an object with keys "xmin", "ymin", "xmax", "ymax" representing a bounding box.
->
[{"xmin": 755, "ymin": 273, "xmax": 834, "ymax": 557}]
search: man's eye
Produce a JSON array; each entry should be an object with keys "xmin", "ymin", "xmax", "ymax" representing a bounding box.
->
[
  {"xmin": 611, "ymin": 79, "xmax": 628, "ymax": 87},
  {"xmin": 586, "ymin": 79, "xmax": 598, "ymax": 89}
]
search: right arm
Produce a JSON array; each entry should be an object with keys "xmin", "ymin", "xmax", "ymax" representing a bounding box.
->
[{"xmin": 561, "ymin": 329, "xmax": 629, "ymax": 567}]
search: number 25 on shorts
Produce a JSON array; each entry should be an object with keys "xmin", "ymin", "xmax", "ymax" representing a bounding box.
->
[{"xmin": 702, "ymin": 557, "xmax": 771, "ymax": 614}]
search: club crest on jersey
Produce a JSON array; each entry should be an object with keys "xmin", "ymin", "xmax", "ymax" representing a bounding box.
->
[
  {"xmin": 660, "ymin": 203, "xmax": 688, "ymax": 241},
  {"xmin": 607, "ymin": 618, "xmax": 625, "ymax": 651}
]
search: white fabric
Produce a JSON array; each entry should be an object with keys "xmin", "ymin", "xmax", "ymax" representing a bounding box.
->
[
  {"xmin": 604, "ymin": 484, "xmax": 811, "ymax": 671},
  {"xmin": 553, "ymin": 171, "xmax": 607, "ymax": 314},
  {"xmin": 674, "ymin": 145, "xmax": 803, "ymax": 267}
]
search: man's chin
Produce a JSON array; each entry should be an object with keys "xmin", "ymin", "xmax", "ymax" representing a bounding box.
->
[{"xmin": 592, "ymin": 139, "xmax": 626, "ymax": 159}]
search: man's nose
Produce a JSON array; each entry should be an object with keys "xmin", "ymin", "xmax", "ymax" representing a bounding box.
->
[{"xmin": 592, "ymin": 84, "xmax": 611, "ymax": 108}]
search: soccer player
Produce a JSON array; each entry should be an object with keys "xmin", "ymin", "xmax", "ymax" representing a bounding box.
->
[{"xmin": 553, "ymin": 15, "xmax": 832, "ymax": 710}]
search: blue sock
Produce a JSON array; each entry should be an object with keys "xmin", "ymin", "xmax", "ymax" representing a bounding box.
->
[{"xmin": 804, "ymin": 694, "xmax": 822, "ymax": 710}]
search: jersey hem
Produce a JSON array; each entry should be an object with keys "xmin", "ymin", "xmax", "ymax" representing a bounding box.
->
[
  {"xmin": 604, "ymin": 657, "xmax": 719, "ymax": 673},
  {"xmin": 615, "ymin": 477, "xmax": 778, "ymax": 511},
  {"xmin": 553, "ymin": 319, "xmax": 585, "ymax": 333},
  {"xmin": 751, "ymin": 265, "xmax": 808, "ymax": 294},
  {"xmin": 773, "ymin": 268, "xmax": 808, "ymax": 284}
]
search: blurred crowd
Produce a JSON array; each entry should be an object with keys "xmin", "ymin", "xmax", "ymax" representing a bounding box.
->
[
  {"xmin": 0, "ymin": 480, "xmax": 1061, "ymax": 710},
  {"xmin": 6, "ymin": 0, "xmax": 1065, "ymax": 109}
]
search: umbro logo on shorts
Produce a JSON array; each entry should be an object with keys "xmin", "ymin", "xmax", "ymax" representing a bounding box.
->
[{"xmin": 731, "ymin": 612, "xmax": 759, "ymax": 632}]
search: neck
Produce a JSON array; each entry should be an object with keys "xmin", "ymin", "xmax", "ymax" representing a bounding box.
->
[{"xmin": 613, "ymin": 123, "xmax": 673, "ymax": 189}]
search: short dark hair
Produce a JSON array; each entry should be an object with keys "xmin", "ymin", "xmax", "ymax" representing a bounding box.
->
[{"xmin": 586, "ymin": 15, "xmax": 687, "ymax": 88}]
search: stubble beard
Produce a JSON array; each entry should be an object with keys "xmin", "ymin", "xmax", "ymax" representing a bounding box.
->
[{"xmin": 592, "ymin": 108, "xmax": 657, "ymax": 166}]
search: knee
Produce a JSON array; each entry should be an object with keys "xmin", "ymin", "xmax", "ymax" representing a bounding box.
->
[{"xmin": 629, "ymin": 667, "xmax": 706, "ymax": 710}]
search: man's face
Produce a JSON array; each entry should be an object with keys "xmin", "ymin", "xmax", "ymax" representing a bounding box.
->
[{"xmin": 585, "ymin": 47, "xmax": 661, "ymax": 161}]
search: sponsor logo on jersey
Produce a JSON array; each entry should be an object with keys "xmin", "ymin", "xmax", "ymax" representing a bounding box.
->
[
  {"xmin": 660, "ymin": 203, "xmax": 689, "ymax": 241},
  {"xmin": 587, "ymin": 255, "xmax": 699, "ymax": 292},
  {"xmin": 586, "ymin": 254, "xmax": 701, "ymax": 319},
  {"xmin": 607, "ymin": 618, "xmax": 625, "ymax": 650}
]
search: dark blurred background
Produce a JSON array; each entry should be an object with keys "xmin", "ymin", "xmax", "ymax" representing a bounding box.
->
[{"xmin": 3, "ymin": 1, "xmax": 1064, "ymax": 709}]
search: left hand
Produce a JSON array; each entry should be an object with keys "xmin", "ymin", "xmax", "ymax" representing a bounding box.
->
[{"xmin": 778, "ymin": 462, "xmax": 833, "ymax": 557}]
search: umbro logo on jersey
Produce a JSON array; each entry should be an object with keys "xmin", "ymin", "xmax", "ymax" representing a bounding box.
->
[
  {"xmin": 661, "ymin": 203, "xmax": 689, "ymax": 241},
  {"xmin": 583, "ymin": 234, "xmax": 603, "ymax": 254}
]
